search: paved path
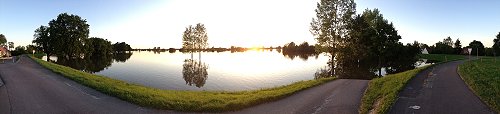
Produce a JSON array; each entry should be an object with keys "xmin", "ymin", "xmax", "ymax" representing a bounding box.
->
[
  {"xmin": 0, "ymin": 56, "xmax": 369, "ymax": 114},
  {"xmin": 231, "ymin": 79, "xmax": 369, "ymax": 114},
  {"xmin": 389, "ymin": 60, "xmax": 495, "ymax": 114},
  {"xmin": 0, "ymin": 56, "xmax": 176, "ymax": 114}
]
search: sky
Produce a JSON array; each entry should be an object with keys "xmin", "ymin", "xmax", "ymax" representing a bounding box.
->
[{"xmin": 1, "ymin": 0, "xmax": 499, "ymax": 49}]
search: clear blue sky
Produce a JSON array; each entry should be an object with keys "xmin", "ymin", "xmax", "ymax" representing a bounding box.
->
[{"xmin": 1, "ymin": 0, "xmax": 499, "ymax": 48}]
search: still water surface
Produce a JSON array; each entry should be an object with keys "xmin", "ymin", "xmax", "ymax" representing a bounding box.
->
[
  {"xmin": 42, "ymin": 50, "xmax": 432, "ymax": 91},
  {"xmin": 45, "ymin": 50, "xmax": 329, "ymax": 91}
]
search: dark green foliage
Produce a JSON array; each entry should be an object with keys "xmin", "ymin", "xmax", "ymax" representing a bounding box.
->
[
  {"xmin": 467, "ymin": 40, "xmax": 485, "ymax": 56},
  {"xmin": 485, "ymin": 48, "xmax": 494, "ymax": 56},
  {"xmin": 454, "ymin": 38, "xmax": 462, "ymax": 54},
  {"xmin": 87, "ymin": 37, "xmax": 113, "ymax": 56},
  {"xmin": 49, "ymin": 13, "xmax": 90, "ymax": 59},
  {"xmin": 493, "ymin": 32, "xmax": 500, "ymax": 56},
  {"xmin": 33, "ymin": 13, "xmax": 90, "ymax": 59},
  {"xmin": 11, "ymin": 46, "xmax": 28, "ymax": 56},
  {"xmin": 113, "ymin": 42, "xmax": 132, "ymax": 52},
  {"xmin": 0, "ymin": 34, "xmax": 6, "ymax": 45},
  {"xmin": 33, "ymin": 25, "xmax": 54, "ymax": 60},
  {"xmin": 384, "ymin": 43, "xmax": 420, "ymax": 74},
  {"xmin": 430, "ymin": 37, "xmax": 455, "ymax": 54}
]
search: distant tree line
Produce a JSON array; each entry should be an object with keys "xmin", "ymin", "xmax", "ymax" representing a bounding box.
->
[
  {"xmin": 32, "ymin": 13, "xmax": 132, "ymax": 61},
  {"xmin": 423, "ymin": 33, "xmax": 500, "ymax": 56}
]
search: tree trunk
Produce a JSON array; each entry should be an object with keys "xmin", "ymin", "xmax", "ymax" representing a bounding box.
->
[
  {"xmin": 46, "ymin": 54, "xmax": 51, "ymax": 61},
  {"xmin": 378, "ymin": 55, "xmax": 382, "ymax": 77}
]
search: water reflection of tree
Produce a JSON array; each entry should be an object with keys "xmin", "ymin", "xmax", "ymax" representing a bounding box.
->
[
  {"xmin": 56, "ymin": 54, "xmax": 113, "ymax": 73},
  {"xmin": 53, "ymin": 52, "xmax": 133, "ymax": 73},
  {"xmin": 314, "ymin": 43, "xmax": 419, "ymax": 80},
  {"xmin": 182, "ymin": 54, "xmax": 208, "ymax": 88},
  {"xmin": 113, "ymin": 52, "xmax": 133, "ymax": 62}
]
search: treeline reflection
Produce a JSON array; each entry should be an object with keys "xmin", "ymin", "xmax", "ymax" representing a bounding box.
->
[{"xmin": 48, "ymin": 52, "xmax": 133, "ymax": 73}]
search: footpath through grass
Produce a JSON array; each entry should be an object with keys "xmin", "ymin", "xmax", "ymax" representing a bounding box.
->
[
  {"xmin": 359, "ymin": 65, "xmax": 432, "ymax": 114},
  {"xmin": 28, "ymin": 55, "xmax": 336, "ymax": 112},
  {"xmin": 458, "ymin": 57, "xmax": 500, "ymax": 112}
]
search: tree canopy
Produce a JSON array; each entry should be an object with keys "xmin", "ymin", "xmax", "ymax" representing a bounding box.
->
[
  {"xmin": 33, "ymin": 25, "xmax": 54, "ymax": 60},
  {"xmin": 467, "ymin": 40, "xmax": 485, "ymax": 56},
  {"xmin": 88, "ymin": 37, "xmax": 113, "ymax": 56},
  {"xmin": 49, "ymin": 13, "xmax": 90, "ymax": 58},
  {"xmin": 431, "ymin": 37, "xmax": 455, "ymax": 54},
  {"xmin": 33, "ymin": 13, "xmax": 129, "ymax": 61},
  {"xmin": 0, "ymin": 34, "xmax": 6, "ymax": 46},
  {"xmin": 182, "ymin": 23, "xmax": 208, "ymax": 50},
  {"xmin": 493, "ymin": 32, "xmax": 500, "ymax": 56},
  {"xmin": 32, "ymin": 13, "xmax": 90, "ymax": 59},
  {"xmin": 311, "ymin": 0, "xmax": 418, "ymax": 78},
  {"xmin": 113, "ymin": 42, "xmax": 132, "ymax": 52},
  {"xmin": 310, "ymin": 0, "xmax": 356, "ymax": 75},
  {"xmin": 454, "ymin": 38, "xmax": 462, "ymax": 54}
]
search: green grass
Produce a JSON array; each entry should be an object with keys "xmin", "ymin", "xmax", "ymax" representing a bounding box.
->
[
  {"xmin": 359, "ymin": 65, "xmax": 432, "ymax": 114},
  {"xmin": 458, "ymin": 57, "xmax": 500, "ymax": 112},
  {"xmin": 27, "ymin": 55, "xmax": 336, "ymax": 112},
  {"xmin": 32, "ymin": 53, "xmax": 46, "ymax": 59},
  {"xmin": 419, "ymin": 54, "xmax": 467, "ymax": 62}
]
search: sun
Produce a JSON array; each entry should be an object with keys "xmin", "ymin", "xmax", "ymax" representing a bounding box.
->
[{"xmin": 249, "ymin": 45, "xmax": 263, "ymax": 50}]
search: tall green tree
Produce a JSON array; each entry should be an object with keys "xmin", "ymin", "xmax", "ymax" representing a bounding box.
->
[
  {"xmin": 468, "ymin": 40, "xmax": 485, "ymax": 56},
  {"xmin": 443, "ymin": 36, "xmax": 453, "ymax": 47},
  {"xmin": 361, "ymin": 9, "xmax": 402, "ymax": 76},
  {"xmin": 87, "ymin": 37, "xmax": 113, "ymax": 57},
  {"xmin": 182, "ymin": 23, "xmax": 209, "ymax": 50},
  {"xmin": 432, "ymin": 37, "xmax": 454, "ymax": 54},
  {"xmin": 310, "ymin": 0, "xmax": 356, "ymax": 75},
  {"xmin": 33, "ymin": 25, "xmax": 54, "ymax": 61},
  {"xmin": 493, "ymin": 32, "xmax": 500, "ymax": 56},
  {"xmin": 48, "ymin": 13, "xmax": 90, "ymax": 59},
  {"xmin": 454, "ymin": 38, "xmax": 462, "ymax": 54},
  {"xmin": 0, "ymin": 34, "xmax": 6, "ymax": 46}
]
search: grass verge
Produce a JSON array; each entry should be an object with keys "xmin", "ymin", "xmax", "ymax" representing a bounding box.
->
[
  {"xmin": 419, "ymin": 54, "xmax": 466, "ymax": 62},
  {"xmin": 28, "ymin": 55, "xmax": 336, "ymax": 112},
  {"xmin": 359, "ymin": 65, "xmax": 432, "ymax": 114},
  {"xmin": 458, "ymin": 57, "xmax": 500, "ymax": 112}
]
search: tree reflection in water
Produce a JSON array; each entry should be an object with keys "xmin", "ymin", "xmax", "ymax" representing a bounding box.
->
[
  {"xmin": 182, "ymin": 53, "xmax": 209, "ymax": 88},
  {"xmin": 54, "ymin": 52, "xmax": 133, "ymax": 73},
  {"xmin": 282, "ymin": 51, "xmax": 319, "ymax": 61},
  {"xmin": 113, "ymin": 52, "xmax": 133, "ymax": 63},
  {"xmin": 314, "ymin": 51, "xmax": 419, "ymax": 80}
]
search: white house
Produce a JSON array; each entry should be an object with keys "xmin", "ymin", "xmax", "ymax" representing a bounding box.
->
[{"xmin": 421, "ymin": 48, "xmax": 429, "ymax": 54}]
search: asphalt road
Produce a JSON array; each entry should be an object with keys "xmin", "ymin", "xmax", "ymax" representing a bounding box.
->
[
  {"xmin": 0, "ymin": 56, "xmax": 369, "ymax": 114},
  {"xmin": 0, "ymin": 56, "xmax": 177, "ymax": 114},
  {"xmin": 231, "ymin": 79, "xmax": 369, "ymax": 114},
  {"xmin": 389, "ymin": 60, "xmax": 495, "ymax": 114}
]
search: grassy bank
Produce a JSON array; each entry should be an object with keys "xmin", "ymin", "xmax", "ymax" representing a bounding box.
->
[
  {"xmin": 419, "ymin": 54, "xmax": 466, "ymax": 62},
  {"xmin": 28, "ymin": 55, "xmax": 336, "ymax": 112},
  {"xmin": 458, "ymin": 58, "xmax": 500, "ymax": 112},
  {"xmin": 359, "ymin": 65, "xmax": 432, "ymax": 114}
]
